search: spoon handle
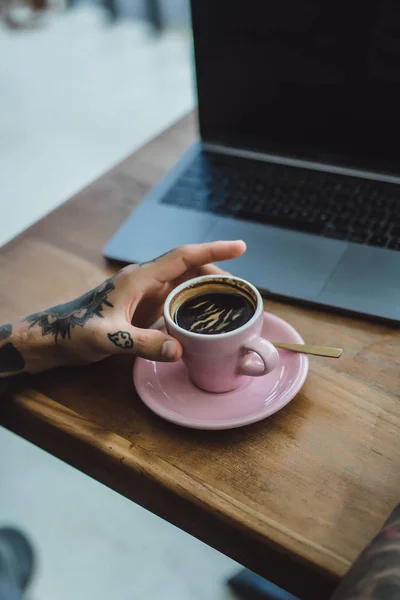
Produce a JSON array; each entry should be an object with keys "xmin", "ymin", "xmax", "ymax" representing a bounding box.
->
[{"xmin": 272, "ymin": 342, "xmax": 342, "ymax": 358}]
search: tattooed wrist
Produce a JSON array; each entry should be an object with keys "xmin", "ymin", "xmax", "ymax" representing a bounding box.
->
[{"xmin": 0, "ymin": 323, "xmax": 12, "ymax": 341}]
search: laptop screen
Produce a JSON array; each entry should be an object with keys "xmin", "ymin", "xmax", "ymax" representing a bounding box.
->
[{"xmin": 192, "ymin": 0, "xmax": 400, "ymax": 175}]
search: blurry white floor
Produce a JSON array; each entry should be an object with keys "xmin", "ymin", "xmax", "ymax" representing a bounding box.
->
[
  {"xmin": 0, "ymin": 428, "xmax": 238, "ymax": 600},
  {"xmin": 0, "ymin": 5, "xmax": 195, "ymax": 247},
  {"xmin": 0, "ymin": 7, "xmax": 239, "ymax": 599}
]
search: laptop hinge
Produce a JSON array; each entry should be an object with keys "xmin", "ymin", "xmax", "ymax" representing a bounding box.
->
[{"xmin": 203, "ymin": 142, "xmax": 400, "ymax": 185}]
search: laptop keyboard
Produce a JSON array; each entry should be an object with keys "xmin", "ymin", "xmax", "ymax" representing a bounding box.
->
[{"xmin": 161, "ymin": 152, "xmax": 400, "ymax": 251}]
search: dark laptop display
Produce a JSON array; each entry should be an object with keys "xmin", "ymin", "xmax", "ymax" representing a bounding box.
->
[
  {"xmin": 104, "ymin": 0, "xmax": 400, "ymax": 322},
  {"xmin": 193, "ymin": 0, "xmax": 400, "ymax": 175}
]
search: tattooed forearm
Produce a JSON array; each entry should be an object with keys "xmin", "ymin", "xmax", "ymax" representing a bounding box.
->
[
  {"xmin": 108, "ymin": 331, "xmax": 133, "ymax": 349},
  {"xmin": 0, "ymin": 323, "xmax": 12, "ymax": 340},
  {"xmin": 24, "ymin": 277, "xmax": 115, "ymax": 342},
  {"xmin": 0, "ymin": 323, "xmax": 25, "ymax": 377},
  {"xmin": 331, "ymin": 503, "xmax": 400, "ymax": 600}
]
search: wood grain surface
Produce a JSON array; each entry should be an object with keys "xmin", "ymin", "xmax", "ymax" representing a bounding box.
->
[{"xmin": 0, "ymin": 114, "xmax": 399, "ymax": 598}]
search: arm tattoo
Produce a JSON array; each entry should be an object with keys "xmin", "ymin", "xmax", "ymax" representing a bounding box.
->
[
  {"xmin": 0, "ymin": 323, "xmax": 12, "ymax": 340},
  {"xmin": 24, "ymin": 277, "xmax": 115, "ymax": 342},
  {"xmin": 139, "ymin": 249, "xmax": 174, "ymax": 266},
  {"xmin": 331, "ymin": 504, "xmax": 400, "ymax": 600},
  {"xmin": 0, "ymin": 323, "xmax": 25, "ymax": 376},
  {"xmin": 108, "ymin": 331, "xmax": 133, "ymax": 349}
]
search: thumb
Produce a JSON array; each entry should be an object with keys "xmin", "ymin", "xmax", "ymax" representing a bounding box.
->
[{"xmin": 107, "ymin": 327, "xmax": 182, "ymax": 362}]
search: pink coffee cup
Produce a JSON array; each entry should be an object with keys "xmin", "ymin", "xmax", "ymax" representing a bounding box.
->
[{"xmin": 164, "ymin": 274, "xmax": 279, "ymax": 393}]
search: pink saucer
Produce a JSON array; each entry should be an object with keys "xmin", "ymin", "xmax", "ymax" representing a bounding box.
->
[{"xmin": 133, "ymin": 312, "xmax": 309, "ymax": 430}]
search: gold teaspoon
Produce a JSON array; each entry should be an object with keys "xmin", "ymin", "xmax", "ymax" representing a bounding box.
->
[{"xmin": 271, "ymin": 343, "xmax": 342, "ymax": 358}]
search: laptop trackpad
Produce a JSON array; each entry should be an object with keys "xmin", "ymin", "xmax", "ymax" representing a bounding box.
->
[
  {"xmin": 318, "ymin": 245, "xmax": 400, "ymax": 320},
  {"xmin": 204, "ymin": 219, "xmax": 347, "ymax": 300}
]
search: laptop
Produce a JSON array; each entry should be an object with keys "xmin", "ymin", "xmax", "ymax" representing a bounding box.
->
[{"xmin": 104, "ymin": 0, "xmax": 400, "ymax": 322}]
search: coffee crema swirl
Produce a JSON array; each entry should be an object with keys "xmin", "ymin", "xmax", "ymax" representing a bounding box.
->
[{"xmin": 175, "ymin": 291, "xmax": 254, "ymax": 335}]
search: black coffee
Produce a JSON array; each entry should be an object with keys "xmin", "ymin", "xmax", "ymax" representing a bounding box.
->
[{"xmin": 176, "ymin": 291, "xmax": 255, "ymax": 335}]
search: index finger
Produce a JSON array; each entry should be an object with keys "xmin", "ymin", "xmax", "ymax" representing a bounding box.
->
[{"xmin": 144, "ymin": 240, "xmax": 246, "ymax": 283}]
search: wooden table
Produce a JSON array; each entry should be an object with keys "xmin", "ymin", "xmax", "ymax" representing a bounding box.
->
[{"xmin": 1, "ymin": 114, "xmax": 399, "ymax": 599}]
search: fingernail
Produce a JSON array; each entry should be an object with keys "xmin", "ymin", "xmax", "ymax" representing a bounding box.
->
[{"xmin": 162, "ymin": 340, "xmax": 177, "ymax": 361}]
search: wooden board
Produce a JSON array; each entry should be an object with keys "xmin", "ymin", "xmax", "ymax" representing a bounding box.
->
[{"xmin": 0, "ymin": 113, "xmax": 399, "ymax": 599}]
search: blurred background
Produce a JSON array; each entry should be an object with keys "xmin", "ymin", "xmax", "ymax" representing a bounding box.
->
[
  {"xmin": 0, "ymin": 1, "xmax": 239, "ymax": 598},
  {"xmin": 0, "ymin": 0, "xmax": 195, "ymax": 246}
]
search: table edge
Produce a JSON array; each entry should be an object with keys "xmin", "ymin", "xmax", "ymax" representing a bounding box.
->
[{"xmin": 1, "ymin": 386, "xmax": 348, "ymax": 581}]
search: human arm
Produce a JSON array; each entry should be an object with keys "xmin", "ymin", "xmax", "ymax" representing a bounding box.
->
[
  {"xmin": 0, "ymin": 240, "xmax": 245, "ymax": 387},
  {"xmin": 331, "ymin": 503, "xmax": 400, "ymax": 600}
]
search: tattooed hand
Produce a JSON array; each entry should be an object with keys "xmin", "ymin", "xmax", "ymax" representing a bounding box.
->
[{"xmin": 0, "ymin": 241, "xmax": 246, "ymax": 378}]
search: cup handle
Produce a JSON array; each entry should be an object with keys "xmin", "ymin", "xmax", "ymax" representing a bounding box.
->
[{"xmin": 237, "ymin": 336, "xmax": 279, "ymax": 377}]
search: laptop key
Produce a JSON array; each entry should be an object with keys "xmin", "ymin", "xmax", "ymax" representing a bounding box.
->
[
  {"xmin": 332, "ymin": 215, "xmax": 351, "ymax": 228},
  {"xmin": 368, "ymin": 235, "xmax": 390, "ymax": 247},
  {"xmin": 391, "ymin": 225, "xmax": 400, "ymax": 238},
  {"xmin": 368, "ymin": 219, "xmax": 387, "ymax": 233},
  {"xmin": 388, "ymin": 238, "xmax": 400, "ymax": 251},
  {"xmin": 334, "ymin": 193, "xmax": 352, "ymax": 204},
  {"xmin": 312, "ymin": 214, "xmax": 330, "ymax": 227},
  {"xmin": 350, "ymin": 223, "xmax": 368, "ymax": 235}
]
